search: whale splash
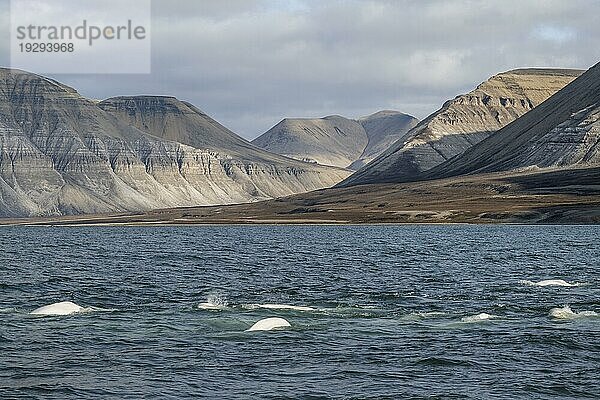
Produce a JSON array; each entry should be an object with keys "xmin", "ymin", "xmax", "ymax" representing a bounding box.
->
[
  {"xmin": 520, "ymin": 279, "xmax": 580, "ymax": 287},
  {"xmin": 549, "ymin": 306, "xmax": 598, "ymax": 320},
  {"xmin": 30, "ymin": 301, "xmax": 85, "ymax": 316},
  {"xmin": 198, "ymin": 294, "xmax": 229, "ymax": 311},
  {"xmin": 246, "ymin": 317, "xmax": 291, "ymax": 332},
  {"xmin": 460, "ymin": 313, "xmax": 495, "ymax": 323}
]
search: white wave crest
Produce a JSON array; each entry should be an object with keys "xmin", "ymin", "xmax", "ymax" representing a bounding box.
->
[
  {"xmin": 87, "ymin": 306, "xmax": 117, "ymax": 313},
  {"xmin": 520, "ymin": 279, "xmax": 582, "ymax": 287},
  {"xmin": 242, "ymin": 303, "xmax": 315, "ymax": 312},
  {"xmin": 549, "ymin": 305, "xmax": 598, "ymax": 320},
  {"xmin": 460, "ymin": 313, "xmax": 495, "ymax": 323},
  {"xmin": 414, "ymin": 311, "xmax": 446, "ymax": 317}
]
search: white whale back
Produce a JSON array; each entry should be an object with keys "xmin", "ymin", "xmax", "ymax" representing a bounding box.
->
[
  {"xmin": 30, "ymin": 301, "xmax": 84, "ymax": 316},
  {"xmin": 461, "ymin": 313, "xmax": 493, "ymax": 323},
  {"xmin": 534, "ymin": 279, "xmax": 573, "ymax": 287},
  {"xmin": 520, "ymin": 279, "xmax": 576, "ymax": 287},
  {"xmin": 247, "ymin": 317, "xmax": 291, "ymax": 331},
  {"xmin": 549, "ymin": 305, "xmax": 598, "ymax": 319}
]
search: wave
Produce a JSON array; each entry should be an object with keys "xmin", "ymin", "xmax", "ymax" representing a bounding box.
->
[
  {"xmin": 86, "ymin": 306, "xmax": 118, "ymax": 313},
  {"xmin": 520, "ymin": 279, "xmax": 583, "ymax": 287},
  {"xmin": 549, "ymin": 305, "xmax": 598, "ymax": 320},
  {"xmin": 400, "ymin": 311, "xmax": 446, "ymax": 321},
  {"xmin": 242, "ymin": 303, "xmax": 315, "ymax": 312},
  {"xmin": 412, "ymin": 311, "xmax": 445, "ymax": 318},
  {"xmin": 460, "ymin": 313, "xmax": 495, "ymax": 323},
  {"xmin": 416, "ymin": 357, "xmax": 478, "ymax": 367}
]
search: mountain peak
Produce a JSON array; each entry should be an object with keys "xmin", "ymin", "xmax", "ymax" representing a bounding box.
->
[
  {"xmin": 253, "ymin": 112, "xmax": 418, "ymax": 169},
  {"xmin": 425, "ymin": 61, "xmax": 600, "ymax": 179},
  {"xmin": 0, "ymin": 66, "xmax": 80, "ymax": 96},
  {"xmin": 499, "ymin": 68, "xmax": 584, "ymax": 77},
  {"xmin": 359, "ymin": 110, "xmax": 409, "ymax": 120}
]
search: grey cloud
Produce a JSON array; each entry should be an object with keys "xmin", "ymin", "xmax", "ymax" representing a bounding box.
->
[{"xmin": 1, "ymin": 0, "xmax": 599, "ymax": 138}]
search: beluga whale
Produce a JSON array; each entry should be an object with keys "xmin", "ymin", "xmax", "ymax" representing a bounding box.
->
[
  {"xmin": 30, "ymin": 301, "xmax": 85, "ymax": 316},
  {"xmin": 520, "ymin": 279, "xmax": 577, "ymax": 287},
  {"xmin": 246, "ymin": 317, "xmax": 291, "ymax": 332}
]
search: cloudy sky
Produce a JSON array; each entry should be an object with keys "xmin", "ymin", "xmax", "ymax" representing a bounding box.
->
[{"xmin": 1, "ymin": 0, "xmax": 599, "ymax": 139}]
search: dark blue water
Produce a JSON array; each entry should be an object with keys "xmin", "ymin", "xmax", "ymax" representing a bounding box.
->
[{"xmin": 1, "ymin": 225, "xmax": 599, "ymax": 399}]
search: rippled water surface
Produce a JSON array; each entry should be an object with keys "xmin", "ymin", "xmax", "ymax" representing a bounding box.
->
[{"xmin": 1, "ymin": 225, "xmax": 599, "ymax": 399}]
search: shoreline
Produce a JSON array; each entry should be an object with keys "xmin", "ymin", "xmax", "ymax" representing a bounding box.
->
[{"xmin": 2, "ymin": 216, "xmax": 598, "ymax": 227}]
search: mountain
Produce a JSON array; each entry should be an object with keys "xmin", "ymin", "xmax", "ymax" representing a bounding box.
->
[
  {"xmin": 340, "ymin": 68, "xmax": 583, "ymax": 186},
  {"xmin": 252, "ymin": 115, "xmax": 365, "ymax": 168},
  {"xmin": 424, "ymin": 62, "xmax": 600, "ymax": 179},
  {"xmin": 33, "ymin": 64, "xmax": 600, "ymax": 226},
  {"xmin": 251, "ymin": 111, "xmax": 418, "ymax": 169},
  {"xmin": 0, "ymin": 68, "xmax": 349, "ymax": 217},
  {"xmin": 98, "ymin": 96, "xmax": 302, "ymax": 162}
]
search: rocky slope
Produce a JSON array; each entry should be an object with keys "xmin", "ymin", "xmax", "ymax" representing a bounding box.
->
[
  {"xmin": 340, "ymin": 68, "xmax": 583, "ymax": 186},
  {"xmin": 425, "ymin": 62, "xmax": 600, "ymax": 179},
  {"xmin": 0, "ymin": 68, "xmax": 349, "ymax": 217},
  {"xmin": 252, "ymin": 111, "xmax": 418, "ymax": 169},
  {"xmin": 14, "ymin": 167, "xmax": 600, "ymax": 225}
]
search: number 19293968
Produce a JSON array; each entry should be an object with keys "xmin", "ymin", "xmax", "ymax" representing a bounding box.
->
[{"xmin": 19, "ymin": 42, "xmax": 74, "ymax": 52}]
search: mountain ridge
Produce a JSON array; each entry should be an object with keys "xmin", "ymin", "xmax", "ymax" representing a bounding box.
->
[
  {"xmin": 0, "ymin": 68, "xmax": 349, "ymax": 217},
  {"xmin": 339, "ymin": 68, "xmax": 583, "ymax": 186},
  {"xmin": 252, "ymin": 111, "xmax": 418, "ymax": 169},
  {"xmin": 423, "ymin": 62, "xmax": 600, "ymax": 179}
]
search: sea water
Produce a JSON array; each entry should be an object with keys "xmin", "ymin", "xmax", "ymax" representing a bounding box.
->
[{"xmin": 1, "ymin": 225, "xmax": 599, "ymax": 398}]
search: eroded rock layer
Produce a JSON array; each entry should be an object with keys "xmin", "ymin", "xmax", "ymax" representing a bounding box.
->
[
  {"xmin": 425, "ymin": 62, "xmax": 600, "ymax": 178},
  {"xmin": 341, "ymin": 68, "xmax": 582, "ymax": 186},
  {"xmin": 0, "ymin": 68, "xmax": 349, "ymax": 217}
]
